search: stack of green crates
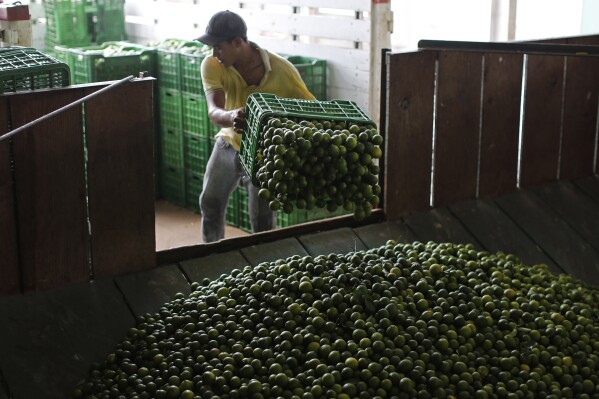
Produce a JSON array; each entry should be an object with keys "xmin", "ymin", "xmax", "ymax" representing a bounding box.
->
[
  {"xmin": 224, "ymin": 185, "xmax": 251, "ymax": 233},
  {"xmin": 179, "ymin": 42, "xmax": 218, "ymax": 213},
  {"xmin": 0, "ymin": 47, "xmax": 70, "ymax": 94},
  {"xmin": 93, "ymin": 0, "xmax": 127, "ymax": 44},
  {"xmin": 146, "ymin": 39, "xmax": 215, "ymax": 211},
  {"xmin": 43, "ymin": 0, "xmax": 90, "ymax": 50},
  {"xmin": 282, "ymin": 55, "xmax": 327, "ymax": 100},
  {"xmin": 43, "ymin": 0, "xmax": 127, "ymax": 50}
]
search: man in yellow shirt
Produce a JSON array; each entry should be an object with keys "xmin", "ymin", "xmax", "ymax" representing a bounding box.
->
[{"xmin": 196, "ymin": 10, "xmax": 316, "ymax": 243}]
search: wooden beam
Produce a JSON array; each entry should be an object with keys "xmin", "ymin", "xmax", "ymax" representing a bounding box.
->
[
  {"xmin": 419, "ymin": 39, "xmax": 599, "ymax": 56},
  {"xmin": 84, "ymin": 79, "xmax": 157, "ymax": 278},
  {"xmin": 433, "ymin": 51, "xmax": 482, "ymax": 207},
  {"xmin": 0, "ymin": 97, "xmax": 20, "ymax": 294},
  {"xmin": 478, "ymin": 53, "xmax": 523, "ymax": 198},
  {"xmin": 384, "ymin": 51, "xmax": 435, "ymax": 218},
  {"xmin": 519, "ymin": 55, "xmax": 564, "ymax": 188},
  {"xmin": 10, "ymin": 89, "xmax": 90, "ymax": 292}
]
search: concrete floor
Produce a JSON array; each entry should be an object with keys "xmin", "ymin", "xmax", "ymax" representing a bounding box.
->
[{"xmin": 154, "ymin": 200, "xmax": 250, "ymax": 251}]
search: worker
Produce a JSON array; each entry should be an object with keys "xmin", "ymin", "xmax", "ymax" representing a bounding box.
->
[{"xmin": 196, "ymin": 10, "xmax": 316, "ymax": 243}]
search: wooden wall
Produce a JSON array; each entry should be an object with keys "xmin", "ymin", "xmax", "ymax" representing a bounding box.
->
[
  {"xmin": 0, "ymin": 79, "xmax": 156, "ymax": 294},
  {"xmin": 384, "ymin": 36, "xmax": 599, "ymax": 219}
]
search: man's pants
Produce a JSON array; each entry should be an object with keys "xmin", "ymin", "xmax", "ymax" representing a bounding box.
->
[{"xmin": 199, "ymin": 136, "xmax": 276, "ymax": 243}]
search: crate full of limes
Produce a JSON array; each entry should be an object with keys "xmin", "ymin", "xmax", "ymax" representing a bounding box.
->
[
  {"xmin": 66, "ymin": 41, "xmax": 156, "ymax": 85},
  {"xmin": 240, "ymin": 93, "xmax": 383, "ymax": 221}
]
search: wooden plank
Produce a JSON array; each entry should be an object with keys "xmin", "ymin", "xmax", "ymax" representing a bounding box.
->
[
  {"xmin": 180, "ymin": 251, "xmax": 250, "ymax": 283},
  {"xmin": 85, "ymin": 80, "xmax": 156, "ymax": 279},
  {"xmin": 565, "ymin": 34, "xmax": 599, "ymax": 45},
  {"xmin": 298, "ymin": 227, "xmax": 367, "ymax": 256},
  {"xmin": 478, "ymin": 53, "xmax": 523, "ymax": 198},
  {"xmin": 0, "ymin": 279, "xmax": 133, "ymax": 399},
  {"xmin": 433, "ymin": 51, "xmax": 483, "ymax": 207},
  {"xmin": 384, "ymin": 51, "xmax": 435, "ymax": 218},
  {"xmin": 573, "ymin": 175, "xmax": 599, "ymax": 203},
  {"xmin": 352, "ymin": 221, "xmax": 418, "ymax": 249},
  {"xmin": 519, "ymin": 54, "xmax": 564, "ymax": 188},
  {"xmin": 0, "ymin": 96, "xmax": 20, "ymax": 295},
  {"xmin": 11, "ymin": 89, "xmax": 90, "ymax": 292},
  {"xmin": 420, "ymin": 39, "xmax": 599, "ymax": 56},
  {"xmin": 240, "ymin": 237, "xmax": 309, "ymax": 266},
  {"xmin": 495, "ymin": 190, "xmax": 599, "ymax": 285},
  {"xmin": 115, "ymin": 265, "xmax": 190, "ymax": 317},
  {"xmin": 402, "ymin": 207, "xmax": 481, "ymax": 248},
  {"xmin": 449, "ymin": 198, "xmax": 559, "ymax": 273},
  {"xmin": 534, "ymin": 181, "xmax": 599, "ymax": 252},
  {"xmin": 559, "ymin": 56, "xmax": 599, "ymax": 180}
]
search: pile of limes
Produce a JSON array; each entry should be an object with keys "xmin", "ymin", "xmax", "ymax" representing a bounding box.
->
[
  {"xmin": 253, "ymin": 117, "xmax": 383, "ymax": 220},
  {"xmin": 73, "ymin": 241, "xmax": 599, "ymax": 399}
]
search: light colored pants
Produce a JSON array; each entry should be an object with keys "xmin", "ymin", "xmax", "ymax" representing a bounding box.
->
[{"xmin": 199, "ymin": 136, "xmax": 276, "ymax": 243}]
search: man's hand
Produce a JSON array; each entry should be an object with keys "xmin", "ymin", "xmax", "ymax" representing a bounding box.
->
[{"xmin": 230, "ymin": 108, "xmax": 247, "ymax": 134}]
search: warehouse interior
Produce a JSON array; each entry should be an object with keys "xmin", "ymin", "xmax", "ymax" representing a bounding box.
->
[
  {"xmin": 2, "ymin": 1, "xmax": 599, "ymax": 398},
  {"xmin": 9, "ymin": 0, "xmax": 599, "ymax": 250}
]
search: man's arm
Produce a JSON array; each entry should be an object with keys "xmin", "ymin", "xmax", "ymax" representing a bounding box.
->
[{"xmin": 206, "ymin": 89, "xmax": 246, "ymax": 133}]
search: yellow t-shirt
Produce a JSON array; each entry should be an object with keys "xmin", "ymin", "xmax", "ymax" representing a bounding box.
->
[{"xmin": 201, "ymin": 42, "xmax": 316, "ymax": 151}]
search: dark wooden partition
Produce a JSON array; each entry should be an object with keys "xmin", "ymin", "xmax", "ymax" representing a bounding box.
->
[
  {"xmin": 560, "ymin": 56, "xmax": 599, "ymax": 179},
  {"xmin": 478, "ymin": 53, "xmax": 523, "ymax": 198},
  {"xmin": 434, "ymin": 51, "xmax": 482, "ymax": 207},
  {"xmin": 11, "ymin": 89, "xmax": 89, "ymax": 292},
  {"xmin": 0, "ymin": 79, "xmax": 156, "ymax": 294},
  {"xmin": 0, "ymin": 96, "xmax": 20, "ymax": 294},
  {"xmin": 84, "ymin": 82, "xmax": 156, "ymax": 279},
  {"xmin": 384, "ymin": 38, "xmax": 599, "ymax": 219},
  {"xmin": 384, "ymin": 51, "xmax": 435, "ymax": 216},
  {"xmin": 519, "ymin": 54, "xmax": 564, "ymax": 188}
]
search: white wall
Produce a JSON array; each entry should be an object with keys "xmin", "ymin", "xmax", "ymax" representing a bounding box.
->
[
  {"xmin": 515, "ymin": 0, "xmax": 584, "ymax": 40},
  {"xmin": 581, "ymin": 0, "xmax": 599, "ymax": 35},
  {"xmin": 393, "ymin": 0, "xmax": 494, "ymax": 51},
  {"xmin": 391, "ymin": 0, "xmax": 598, "ymax": 50},
  {"xmin": 123, "ymin": 0, "xmax": 384, "ymax": 120}
]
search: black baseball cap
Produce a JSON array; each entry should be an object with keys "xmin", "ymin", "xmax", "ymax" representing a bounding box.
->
[{"xmin": 196, "ymin": 10, "xmax": 247, "ymax": 46}]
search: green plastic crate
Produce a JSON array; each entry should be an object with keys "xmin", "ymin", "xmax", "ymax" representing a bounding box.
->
[
  {"xmin": 185, "ymin": 171, "xmax": 203, "ymax": 213},
  {"xmin": 68, "ymin": 42, "xmax": 156, "ymax": 84},
  {"xmin": 155, "ymin": 46, "xmax": 181, "ymax": 90},
  {"xmin": 236, "ymin": 185, "xmax": 251, "ymax": 233},
  {"xmin": 182, "ymin": 92, "xmax": 211, "ymax": 137},
  {"xmin": 160, "ymin": 127, "xmax": 184, "ymax": 169},
  {"xmin": 160, "ymin": 164, "xmax": 185, "ymax": 207},
  {"xmin": 226, "ymin": 188, "xmax": 240, "ymax": 227},
  {"xmin": 285, "ymin": 55, "xmax": 327, "ymax": 100},
  {"xmin": 52, "ymin": 45, "xmax": 71, "ymax": 65},
  {"xmin": 159, "ymin": 88, "xmax": 183, "ymax": 132},
  {"xmin": 0, "ymin": 47, "xmax": 70, "ymax": 94},
  {"xmin": 94, "ymin": 0, "xmax": 127, "ymax": 44},
  {"xmin": 184, "ymin": 134, "xmax": 212, "ymax": 174},
  {"xmin": 43, "ymin": 0, "xmax": 90, "ymax": 48},
  {"xmin": 240, "ymin": 93, "xmax": 375, "ymax": 185},
  {"xmin": 148, "ymin": 39, "xmax": 203, "ymax": 91},
  {"xmin": 180, "ymin": 42, "xmax": 211, "ymax": 95}
]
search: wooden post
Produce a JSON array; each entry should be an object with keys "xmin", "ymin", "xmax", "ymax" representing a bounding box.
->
[
  {"xmin": 370, "ymin": 0, "xmax": 393, "ymax": 128},
  {"xmin": 0, "ymin": 97, "xmax": 20, "ymax": 294}
]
